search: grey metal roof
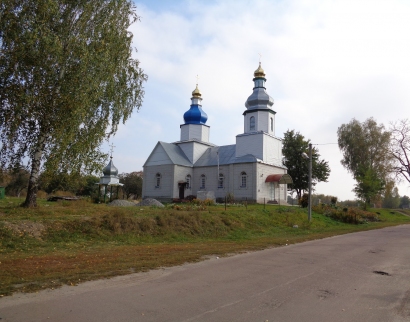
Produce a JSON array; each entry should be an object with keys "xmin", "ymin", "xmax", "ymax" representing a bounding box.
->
[
  {"xmin": 245, "ymin": 87, "xmax": 274, "ymax": 110},
  {"xmin": 194, "ymin": 144, "xmax": 259, "ymax": 167},
  {"xmin": 159, "ymin": 141, "xmax": 192, "ymax": 167}
]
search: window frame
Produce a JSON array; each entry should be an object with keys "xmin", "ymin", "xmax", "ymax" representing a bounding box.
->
[
  {"xmin": 200, "ymin": 174, "xmax": 206, "ymax": 190},
  {"xmin": 155, "ymin": 173, "xmax": 161, "ymax": 188},
  {"xmin": 185, "ymin": 174, "xmax": 191, "ymax": 189},
  {"xmin": 218, "ymin": 173, "xmax": 224, "ymax": 189},
  {"xmin": 250, "ymin": 116, "xmax": 255, "ymax": 131},
  {"xmin": 240, "ymin": 171, "xmax": 247, "ymax": 188}
]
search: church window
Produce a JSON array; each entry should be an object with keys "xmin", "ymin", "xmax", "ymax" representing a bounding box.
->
[
  {"xmin": 200, "ymin": 174, "xmax": 206, "ymax": 189},
  {"xmin": 250, "ymin": 116, "xmax": 255, "ymax": 131},
  {"xmin": 240, "ymin": 171, "xmax": 247, "ymax": 188},
  {"xmin": 155, "ymin": 173, "xmax": 161, "ymax": 188},
  {"xmin": 186, "ymin": 175, "xmax": 191, "ymax": 189},
  {"xmin": 218, "ymin": 173, "xmax": 224, "ymax": 189},
  {"xmin": 270, "ymin": 117, "xmax": 273, "ymax": 132}
]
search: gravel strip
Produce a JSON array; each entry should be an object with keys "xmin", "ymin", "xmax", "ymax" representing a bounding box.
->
[{"xmin": 107, "ymin": 199, "xmax": 136, "ymax": 207}]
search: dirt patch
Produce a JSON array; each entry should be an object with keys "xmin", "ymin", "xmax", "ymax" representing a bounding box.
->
[{"xmin": 3, "ymin": 220, "xmax": 46, "ymax": 239}]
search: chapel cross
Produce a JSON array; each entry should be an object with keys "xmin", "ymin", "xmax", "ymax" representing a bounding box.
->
[
  {"xmin": 258, "ymin": 53, "xmax": 262, "ymax": 63},
  {"xmin": 109, "ymin": 143, "xmax": 116, "ymax": 158}
]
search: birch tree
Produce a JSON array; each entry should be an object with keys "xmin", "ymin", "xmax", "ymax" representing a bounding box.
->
[{"xmin": 0, "ymin": 0, "xmax": 147, "ymax": 207}]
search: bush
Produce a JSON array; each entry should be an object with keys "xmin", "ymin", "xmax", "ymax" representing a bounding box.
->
[
  {"xmin": 299, "ymin": 193, "xmax": 308, "ymax": 208},
  {"xmin": 226, "ymin": 192, "xmax": 234, "ymax": 204},
  {"xmin": 312, "ymin": 204, "xmax": 378, "ymax": 224}
]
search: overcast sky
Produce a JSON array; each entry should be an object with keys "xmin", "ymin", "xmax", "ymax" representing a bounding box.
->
[{"xmin": 105, "ymin": 0, "xmax": 410, "ymax": 200}]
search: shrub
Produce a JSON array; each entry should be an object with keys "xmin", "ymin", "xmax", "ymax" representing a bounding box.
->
[
  {"xmin": 226, "ymin": 192, "xmax": 234, "ymax": 204},
  {"xmin": 313, "ymin": 204, "xmax": 378, "ymax": 224},
  {"xmin": 299, "ymin": 193, "xmax": 308, "ymax": 208}
]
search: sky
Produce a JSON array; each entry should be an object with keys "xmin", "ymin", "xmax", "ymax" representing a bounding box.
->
[{"xmin": 104, "ymin": 0, "xmax": 410, "ymax": 201}]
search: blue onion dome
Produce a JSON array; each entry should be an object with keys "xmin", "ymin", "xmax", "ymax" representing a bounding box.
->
[
  {"xmin": 103, "ymin": 158, "xmax": 118, "ymax": 176},
  {"xmin": 183, "ymin": 84, "xmax": 208, "ymax": 124},
  {"xmin": 245, "ymin": 62, "xmax": 274, "ymax": 110}
]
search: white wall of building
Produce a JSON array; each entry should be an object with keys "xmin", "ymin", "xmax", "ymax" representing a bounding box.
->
[
  {"xmin": 243, "ymin": 111, "xmax": 275, "ymax": 135},
  {"xmin": 263, "ymin": 135, "xmax": 282, "ymax": 165},
  {"xmin": 180, "ymin": 124, "xmax": 210, "ymax": 142},
  {"xmin": 143, "ymin": 164, "xmax": 176, "ymax": 199},
  {"xmin": 236, "ymin": 132, "xmax": 264, "ymax": 160}
]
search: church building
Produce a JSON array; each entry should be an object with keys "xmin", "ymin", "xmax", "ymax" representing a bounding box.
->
[{"xmin": 142, "ymin": 63, "xmax": 292, "ymax": 203}]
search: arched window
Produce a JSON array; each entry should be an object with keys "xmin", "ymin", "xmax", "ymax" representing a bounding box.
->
[
  {"xmin": 155, "ymin": 173, "xmax": 161, "ymax": 188},
  {"xmin": 200, "ymin": 174, "xmax": 206, "ymax": 189},
  {"xmin": 218, "ymin": 173, "xmax": 224, "ymax": 189},
  {"xmin": 240, "ymin": 171, "xmax": 247, "ymax": 188},
  {"xmin": 186, "ymin": 174, "xmax": 191, "ymax": 189},
  {"xmin": 250, "ymin": 116, "xmax": 255, "ymax": 131},
  {"xmin": 270, "ymin": 117, "xmax": 274, "ymax": 132}
]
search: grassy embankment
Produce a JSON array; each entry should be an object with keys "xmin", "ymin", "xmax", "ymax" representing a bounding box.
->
[{"xmin": 0, "ymin": 197, "xmax": 409, "ymax": 296}]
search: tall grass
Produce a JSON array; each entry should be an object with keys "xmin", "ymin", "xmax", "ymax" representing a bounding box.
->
[{"xmin": 1, "ymin": 197, "xmax": 410, "ymax": 296}]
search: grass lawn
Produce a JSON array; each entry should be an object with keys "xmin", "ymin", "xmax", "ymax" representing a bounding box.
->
[{"xmin": 1, "ymin": 197, "xmax": 409, "ymax": 296}]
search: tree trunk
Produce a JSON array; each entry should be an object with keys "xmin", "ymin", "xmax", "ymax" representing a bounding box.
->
[{"xmin": 22, "ymin": 137, "xmax": 45, "ymax": 208}]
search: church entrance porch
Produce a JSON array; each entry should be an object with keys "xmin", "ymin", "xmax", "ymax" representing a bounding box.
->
[{"xmin": 265, "ymin": 173, "xmax": 293, "ymax": 204}]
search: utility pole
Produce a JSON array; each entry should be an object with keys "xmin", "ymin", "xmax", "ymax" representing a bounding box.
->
[{"xmin": 308, "ymin": 143, "xmax": 312, "ymax": 222}]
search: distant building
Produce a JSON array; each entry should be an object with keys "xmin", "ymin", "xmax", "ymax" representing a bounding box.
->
[{"xmin": 142, "ymin": 63, "xmax": 292, "ymax": 203}]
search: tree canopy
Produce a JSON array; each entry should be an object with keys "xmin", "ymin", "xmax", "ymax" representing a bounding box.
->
[
  {"xmin": 0, "ymin": 0, "xmax": 147, "ymax": 207},
  {"xmin": 337, "ymin": 118, "xmax": 392, "ymax": 208},
  {"xmin": 119, "ymin": 172, "xmax": 143, "ymax": 199},
  {"xmin": 282, "ymin": 130, "xmax": 330, "ymax": 200},
  {"xmin": 390, "ymin": 119, "xmax": 410, "ymax": 183}
]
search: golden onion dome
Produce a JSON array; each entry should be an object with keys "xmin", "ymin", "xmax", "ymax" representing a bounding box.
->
[
  {"xmin": 254, "ymin": 62, "xmax": 265, "ymax": 78},
  {"xmin": 192, "ymin": 84, "xmax": 201, "ymax": 97}
]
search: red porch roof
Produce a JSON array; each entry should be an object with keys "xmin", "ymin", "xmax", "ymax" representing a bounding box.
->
[{"xmin": 265, "ymin": 173, "xmax": 293, "ymax": 184}]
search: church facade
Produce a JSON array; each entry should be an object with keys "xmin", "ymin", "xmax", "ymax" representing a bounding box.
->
[{"xmin": 142, "ymin": 63, "xmax": 292, "ymax": 203}]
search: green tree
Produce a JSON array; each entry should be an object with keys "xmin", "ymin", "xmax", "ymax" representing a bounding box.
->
[
  {"xmin": 338, "ymin": 118, "xmax": 392, "ymax": 209},
  {"xmin": 282, "ymin": 130, "xmax": 330, "ymax": 200},
  {"xmin": 353, "ymin": 167, "xmax": 385, "ymax": 209},
  {"xmin": 381, "ymin": 181, "xmax": 400, "ymax": 209},
  {"xmin": 5, "ymin": 166, "xmax": 30, "ymax": 197},
  {"xmin": 119, "ymin": 172, "xmax": 143, "ymax": 199},
  {"xmin": 0, "ymin": 0, "xmax": 147, "ymax": 207},
  {"xmin": 399, "ymin": 195, "xmax": 410, "ymax": 209}
]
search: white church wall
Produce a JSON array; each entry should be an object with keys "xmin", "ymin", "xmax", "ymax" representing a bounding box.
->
[
  {"xmin": 263, "ymin": 135, "xmax": 282, "ymax": 165},
  {"xmin": 243, "ymin": 111, "xmax": 275, "ymax": 135},
  {"xmin": 180, "ymin": 124, "xmax": 210, "ymax": 142},
  {"xmin": 231, "ymin": 163, "xmax": 255, "ymax": 201},
  {"xmin": 173, "ymin": 165, "xmax": 193, "ymax": 198},
  {"xmin": 256, "ymin": 111, "xmax": 269, "ymax": 133},
  {"xmin": 236, "ymin": 133, "xmax": 264, "ymax": 159},
  {"xmin": 143, "ymin": 164, "xmax": 175, "ymax": 199}
]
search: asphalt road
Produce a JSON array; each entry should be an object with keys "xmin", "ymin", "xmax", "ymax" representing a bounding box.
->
[{"xmin": 1, "ymin": 225, "xmax": 410, "ymax": 322}]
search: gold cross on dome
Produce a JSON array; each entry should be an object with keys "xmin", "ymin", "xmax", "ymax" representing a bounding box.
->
[
  {"xmin": 196, "ymin": 74, "xmax": 200, "ymax": 85},
  {"xmin": 258, "ymin": 53, "xmax": 262, "ymax": 63}
]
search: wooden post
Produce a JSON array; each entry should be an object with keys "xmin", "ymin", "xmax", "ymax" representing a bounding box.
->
[
  {"xmin": 97, "ymin": 184, "xmax": 101, "ymax": 203},
  {"xmin": 225, "ymin": 196, "xmax": 227, "ymax": 211},
  {"xmin": 264, "ymin": 197, "xmax": 265, "ymax": 209},
  {"xmin": 110, "ymin": 185, "xmax": 113, "ymax": 202},
  {"xmin": 104, "ymin": 185, "xmax": 107, "ymax": 203},
  {"xmin": 245, "ymin": 197, "xmax": 248, "ymax": 210}
]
